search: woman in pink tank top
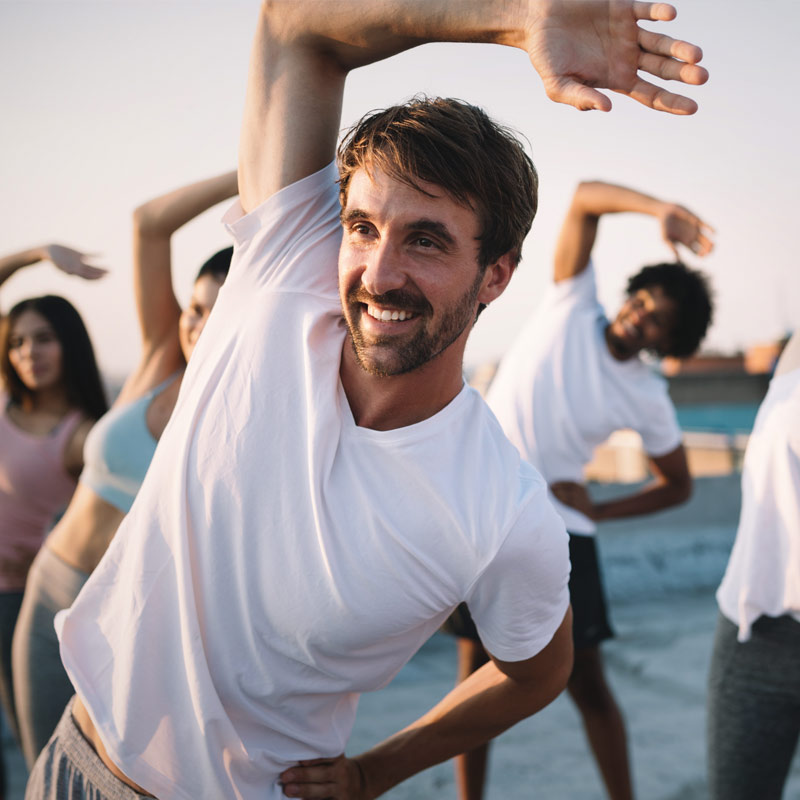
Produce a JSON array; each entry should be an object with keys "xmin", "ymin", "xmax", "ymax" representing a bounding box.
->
[
  {"xmin": 10, "ymin": 171, "xmax": 237, "ymax": 780},
  {"xmin": 0, "ymin": 245, "xmax": 108, "ymax": 796}
]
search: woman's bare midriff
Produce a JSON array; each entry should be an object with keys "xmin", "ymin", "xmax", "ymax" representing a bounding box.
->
[
  {"xmin": 72, "ymin": 695, "xmax": 155, "ymax": 797},
  {"xmin": 46, "ymin": 483, "xmax": 126, "ymax": 574}
]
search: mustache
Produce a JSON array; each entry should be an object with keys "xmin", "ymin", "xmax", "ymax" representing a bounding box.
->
[{"xmin": 347, "ymin": 286, "xmax": 431, "ymax": 316}]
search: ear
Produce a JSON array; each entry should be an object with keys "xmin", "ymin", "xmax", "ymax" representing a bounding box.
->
[{"xmin": 477, "ymin": 252, "xmax": 516, "ymax": 305}]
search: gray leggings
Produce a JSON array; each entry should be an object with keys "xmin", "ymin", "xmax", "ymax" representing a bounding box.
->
[
  {"xmin": 707, "ymin": 612, "xmax": 800, "ymax": 800},
  {"xmin": 12, "ymin": 547, "xmax": 89, "ymax": 769},
  {"xmin": 25, "ymin": 697, "xmax": 150, "ymax": 800}
]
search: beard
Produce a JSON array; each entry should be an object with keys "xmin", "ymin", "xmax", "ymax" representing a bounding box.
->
[{"xmin": 343, "ymin": 270, "xmax": 484, "ymax": 377}]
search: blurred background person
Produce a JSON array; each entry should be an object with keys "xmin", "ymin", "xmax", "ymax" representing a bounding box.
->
[
  {"xmin": 0, "ymin": 245, "xmax": 108, "ymax": 797},
  {"xmin": 11, "ymin": 171, "xmax": 236, "ymax": 770},
  {"xmin": 707, "ymin": 327, "xmax": 800, "ymax": 800},
  {"xmin": 448, "ymin": 180, "xmax": 714, "ymax": 800}
]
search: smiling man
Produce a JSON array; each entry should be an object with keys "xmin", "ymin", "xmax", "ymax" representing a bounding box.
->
[
  {"xmin": 449, "ymin": 180, "xmax": 714, "ymax": 800},
  {"xmin": 28, "ymin": 2, "xmax": 709, "ymax": 799}
]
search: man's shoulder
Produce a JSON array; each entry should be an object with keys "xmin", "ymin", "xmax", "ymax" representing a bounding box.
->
[{"xmin": 221, "ymin": 162, "xmax": 342, "ymax": 300}]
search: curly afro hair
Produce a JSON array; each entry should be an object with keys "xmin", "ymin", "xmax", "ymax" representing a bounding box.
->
[{"xmin": 626, "ymin": 262, "xmax": 713, "ymax": 358}]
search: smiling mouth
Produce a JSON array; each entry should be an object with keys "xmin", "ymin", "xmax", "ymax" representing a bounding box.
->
[{"xmin": 365, "ymin": 304, "xmax": 416, "ymax": 322}]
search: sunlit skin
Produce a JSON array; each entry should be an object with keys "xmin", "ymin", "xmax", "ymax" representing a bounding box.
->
[
  {"xmin": 178, "ymin": 274, "xmax": 223, "ymax": 361},
  {"xmin": 605, "ymin": 286, "xmax": 677, "ymax": 361},
  {"xmin": 338, "ymin": 167, "xmax": 512, "ymax": 399},
  {"xmin": 7, "ymin": 310, "xmax": 64, "ymax": 394}
]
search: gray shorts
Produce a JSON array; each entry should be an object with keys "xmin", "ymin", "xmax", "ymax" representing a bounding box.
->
[{"xmin": 25, "ymin": 697, "xmax": 151, "ymax": 800}]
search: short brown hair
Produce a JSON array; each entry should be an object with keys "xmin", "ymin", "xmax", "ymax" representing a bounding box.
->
[{"xmin": 337, "ymin": 96, "xmax": 538, "ymax": 269}]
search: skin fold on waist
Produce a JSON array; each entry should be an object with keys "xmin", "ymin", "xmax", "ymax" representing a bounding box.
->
[{"xmin": 72, "ymin": 696, "xmax": 155, "ymax": 797}]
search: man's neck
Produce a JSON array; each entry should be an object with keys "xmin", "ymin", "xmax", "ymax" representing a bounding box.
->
[{"xmin": 339, "ymin": 343, "xmax": 465, "ymax": 431}]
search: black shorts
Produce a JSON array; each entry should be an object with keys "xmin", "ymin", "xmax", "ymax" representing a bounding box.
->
[
  {"xmin": 568, "ymin": 532, "xmax": 613, "ymax": 650},
  {"xmin": 441, "ymin": 532, "xmax": 613, "ymax": 651}
]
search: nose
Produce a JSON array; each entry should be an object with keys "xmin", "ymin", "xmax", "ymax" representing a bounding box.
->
[
  {"xmin": 629, "ymin": 308, "xmax": 645, "ymax": 326},
  {"xmin": 19, "ymin": 338, "xmax": 35, "ymax": 359},
  {"xmin": 360, "ymin": 241, "xmax": 406, "ymax": 297}
]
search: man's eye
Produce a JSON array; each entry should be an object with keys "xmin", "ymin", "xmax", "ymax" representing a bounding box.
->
[
  {"xmin": 9, "ymin": 338, "xmax": 22, "ymax": 349},
  {"xmin": 415, "ymin": 237, "xmax": 437, "ymax": 249}
]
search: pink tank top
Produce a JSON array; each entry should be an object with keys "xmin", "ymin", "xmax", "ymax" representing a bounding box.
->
[{"xmin": 0, "ymin": 396, "xmax": 82, "ymax": 591}]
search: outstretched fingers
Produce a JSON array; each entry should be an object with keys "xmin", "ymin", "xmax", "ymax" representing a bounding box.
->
[
  {"xmin": 626, "ymin": 22, "xmax": 707, "ymax": 114},
  {"xmin": 618, "ymin": 76, "xmax": 698, "ymax": 115},
  {"xmin": 639, "ymin": 52, "xmax": 708, "ymax": 86},
  {"xmin": 692, "ymin": 230, "xmax": 715, "ymax": 256},
  {"xmin": 639, "ymin": 29, "xmax": 704, "ymax": 67},
  {"xmin": 633, "ymin": 2, "xmax": 676, "ymax": 22}
]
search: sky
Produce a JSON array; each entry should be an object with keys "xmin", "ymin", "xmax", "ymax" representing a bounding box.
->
[{"xmin": 1, "ymin": 1, "xmax": 797, "ymax": 383}]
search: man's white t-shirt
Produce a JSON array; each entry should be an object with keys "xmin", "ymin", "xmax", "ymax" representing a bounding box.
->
[
  {"xmin": 716, "ymin": 364, "xmax": 800, "ymax": 642},
  {"xmin": 56, "ymin": 164, "xmax": 570, "ymax": 800},
  {"xmin": 486, "ymin": 265, "xmax": 682, "ymax": 535}
]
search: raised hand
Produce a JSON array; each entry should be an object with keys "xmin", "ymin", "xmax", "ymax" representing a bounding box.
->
[
  {"xmin": 43, "ymin": 244, "xmax": 108, "ymax": 280},
  {"xmin": 525, "ymin": 1, "xmax": 708, "ymax": 114},
  {"xmin": 280, "ymin": 755, "xmax": 369, "ymax": 800},
  {"xmin": 658, "ymin": 204, "xmax": 715, "ymax": 258}
]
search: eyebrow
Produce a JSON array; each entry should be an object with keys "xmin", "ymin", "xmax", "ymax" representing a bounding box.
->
[
  {"xmin": 340, "ymin": 209, "xmax": 456, "ymax": 247},
  {"xmin": 12, "ymin": 325, "xmax": 55, "ymax": 338}
]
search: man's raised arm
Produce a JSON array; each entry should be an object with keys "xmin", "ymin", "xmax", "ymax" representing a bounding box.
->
[
  {"xmin": 554, "ymin": 180, "xmax": 715, "ymax": 283},
  {"xmin": 239, "ymin": 0, "xmax": 708, "ymax": 213}
]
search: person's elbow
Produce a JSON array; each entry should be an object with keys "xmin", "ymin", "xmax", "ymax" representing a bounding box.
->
[
  {"xmin": 545, "ymin": 607, "xmax": 574, "ymax": 701},
  {"xmin": 512, "ymin": 606, "xmax": 574, "ymax": 718},
  {"xmin": 132, "ymin": 202, "xmax": 168, "ymax": 237},
  {"xmin": 570, "ymin": 182, "xmax": 603, "ymax": 221},
  {"xmin": 675, "ymin": 473, "xmax": 693, "ymax": 504},
  {"xmin": 665, "ymin": 472, "xmax": 692, "ymax": 507}
]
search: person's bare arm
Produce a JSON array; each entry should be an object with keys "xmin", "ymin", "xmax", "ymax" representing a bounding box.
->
[
  {"xmin": 279, "ymin": 608, "xmax": 573, "ymax": 799},
  {"xmin": 551, "ymin": 443, "xmax": 691, "ymax": 521},
  {"xmin": 239, "ymin": 0, "xmax": 708, "ymax": 213},
  {"xmin": 130, "ymin": 170, "xmax": 238, "ymax": 378},
  {"xmin": 553, "ymin": 181, "xmax": 714, "ymax": 283},
  {"xmin": 0, "ymin": 244, "xmax": 106, "ymax": 289},
  {"xmin": 63, "ymin": 418, "xmax": 96, "ymax": 478}
]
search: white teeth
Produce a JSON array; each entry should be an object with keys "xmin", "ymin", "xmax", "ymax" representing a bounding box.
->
[{"xmin": 366, "ymin": 305, "xmax": 413, "ymax": 322}]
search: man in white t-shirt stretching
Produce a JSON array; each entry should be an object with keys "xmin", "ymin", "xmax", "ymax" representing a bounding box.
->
[
  {"xmin": 27, "ymin": 3, "xmax": 708, "ymax": 799},
  {"xmin": 448, "ymin": 180, "xmax": 714, "ymax": 800}
]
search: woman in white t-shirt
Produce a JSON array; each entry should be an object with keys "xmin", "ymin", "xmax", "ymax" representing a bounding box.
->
[{"xmin": 707, "ymin": 329, "xmax": 800, "ymax": 800}]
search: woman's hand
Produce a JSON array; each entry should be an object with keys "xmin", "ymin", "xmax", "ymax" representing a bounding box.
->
[{"xmin": 43, "ymin": 244, "xmax": 108, "ymax": 280}]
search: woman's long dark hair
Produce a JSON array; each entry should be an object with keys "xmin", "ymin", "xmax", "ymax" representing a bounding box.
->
[{"xmin": 0, "ymin": 295, "xmax": 108, "ymax": 419}]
